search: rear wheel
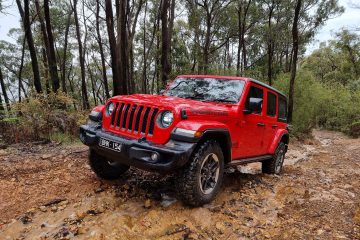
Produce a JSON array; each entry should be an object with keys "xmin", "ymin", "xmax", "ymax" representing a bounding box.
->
[
  {"xmin": 176, "ymin": 140, "xmax": 224, "ymax": 206},
  {"xmin": 262, "ymin": 142, "xmax": 286, "ymax": 174},
  {"xmin": 89, "ymin": 149, "xmax": 129, "ymax": 180}
]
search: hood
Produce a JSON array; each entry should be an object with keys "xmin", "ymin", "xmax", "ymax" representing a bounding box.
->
[{"xmin": 111, "ymin": 94, "xmax": 238, "ymax": 119}]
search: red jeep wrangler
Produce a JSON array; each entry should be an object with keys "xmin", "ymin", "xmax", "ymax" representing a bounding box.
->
[{"xmin": 80, "ymin": 75, "xmax": 289, "ymax": 206}]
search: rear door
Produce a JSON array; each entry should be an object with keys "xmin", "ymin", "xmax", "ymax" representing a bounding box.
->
[
  {"xmin": 237, "ymin": 84, "xmax": 267, "ymax": 157},
  {"xmin": 263, "ymin": 90, "xmax": 278, "ymax": 153}
]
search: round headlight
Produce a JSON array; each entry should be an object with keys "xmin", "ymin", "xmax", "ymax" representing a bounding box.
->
[
  {"xmin": 160, "ymin": 111, "xmax": 174, "ymax": 128},
  {"xmin": 106, "ymin": 102, "xmax": 115, "ymax": 116}
]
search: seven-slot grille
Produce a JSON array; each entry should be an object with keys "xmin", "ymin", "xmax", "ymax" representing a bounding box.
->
[{"xmin": 109, "ymin": 102, "xmax": 159, "ymax": 136}]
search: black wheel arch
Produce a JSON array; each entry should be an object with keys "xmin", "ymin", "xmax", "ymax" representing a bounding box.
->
[
  {"xmin": 279, "ymin": 133, "xmax": 289, "ymax": 152},
  {"xmin": 196, "ymin": 129, "xmax": 232, "ymax": 164}
]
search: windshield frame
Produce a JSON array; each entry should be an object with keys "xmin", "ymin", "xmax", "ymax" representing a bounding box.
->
[{"xmin": 164, "ymin": 77, "xmax": 246, "ymax": 104}]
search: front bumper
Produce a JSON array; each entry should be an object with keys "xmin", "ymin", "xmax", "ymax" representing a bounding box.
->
[{"xmin": 79, "ymin": 124, "xmax": 196, "ymax": 172}]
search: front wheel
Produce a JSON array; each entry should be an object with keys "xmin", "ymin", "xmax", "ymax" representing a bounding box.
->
[
  {"xmin": 262, "ymin": 142, "xmax": 286, "ymax": 174},
  {"xmin": 89, "ymin": 149, "xmax": 129, "ymax": 180},
  {"xmin": 176, "ymin": 140, "xmax": 224, "ymax": 206}
]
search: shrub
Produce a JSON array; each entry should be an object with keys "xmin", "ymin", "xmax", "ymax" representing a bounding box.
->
[
  {"xmin": 273, "ymin": 69, "xmax": 360, "ymax": 138},
  {"xmin": 0, "ymin": 92, "xmax": 87, "ymax": 144}
]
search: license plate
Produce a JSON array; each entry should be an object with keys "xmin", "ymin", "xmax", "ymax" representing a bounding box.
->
[{"xmin": 98, "ymin": 138, "xmax": 123, "ymax": 152}]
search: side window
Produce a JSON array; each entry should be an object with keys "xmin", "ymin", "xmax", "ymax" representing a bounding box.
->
[
  {"xmin": 278, "ymin": 96, "xmax": 287, "ymax": 122},
  {"xmin": 267, "ymin": 92, "xmax": 277, "ymax": 117},
  {"xmin": 245, "ymin": 86, "xmax": 263, "ymax": 114}
]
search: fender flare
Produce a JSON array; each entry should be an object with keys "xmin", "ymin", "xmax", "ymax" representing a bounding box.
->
[
  {"xmin": 268, "ymin": 130, "xmax": 289, "ymax": 154},
  {"xmin": 171, "ymin": 120, "xmax": 232, "ymax": 164}
]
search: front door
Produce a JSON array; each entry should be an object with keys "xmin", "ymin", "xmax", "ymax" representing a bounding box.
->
[{"xmin": 236, "ymin": 84, "xmax": 267, "ymax": 158}]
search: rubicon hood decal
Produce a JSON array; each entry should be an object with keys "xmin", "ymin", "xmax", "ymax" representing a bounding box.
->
[{"xmin": 189, "ymin": 110, "xmax": 228, "ymax": 116}]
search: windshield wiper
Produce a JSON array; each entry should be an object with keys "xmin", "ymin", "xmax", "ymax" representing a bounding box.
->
[
  {"xmin": 207, "ymin": 98, "xmax": 236, "ymax": 103},
  {"xmin": 185, "ymin": 96, "xmax": 206, "ymax": 101}
]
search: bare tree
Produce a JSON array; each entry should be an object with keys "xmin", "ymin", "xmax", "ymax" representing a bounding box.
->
[
  {"xmin": 287, "ymin": 0, "xmax": 302, "ymax": 123},
  {"xmin": 73, "ymin": 0, "xmax": 89, "ymax": 109},
  {"xmin": 105, "ymin": 0, "xmax": 121, "ymax": 96},
  {"xmin": 116, "ymin": 0, "xmax": 129, "ymax": 95},
  {"xmin": 61, "ymin": 4, "xmax": 73, "ymax": 93},
  {"xmin": 0, "ymin": 67, "xmax": 10, "ymax": 112},
  {"xmin": 95, "ymin": 0, "xmax": 110, "ymax": 99},
  {"xmin": 16, "ymin": 0, "xmax": 42, "ymax": 93},
  {"xmin": 43, "ymin": 0, "xmax": 60, "ymax": 92},
  {"xmin": 160, "ymin": 0, "xmax": 171, "ymax": 87}
]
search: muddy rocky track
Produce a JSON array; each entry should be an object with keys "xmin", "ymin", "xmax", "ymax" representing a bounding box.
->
[{"xmin": 0, "ymin": 130, "xmax": 359, "ymax": 239}]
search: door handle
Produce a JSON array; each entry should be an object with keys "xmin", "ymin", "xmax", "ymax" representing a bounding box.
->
[
  {"xmin": 272, "ymin": 124, "xmax": 278, "ymax": 129},
  {"xmin": 257, "ymin": 122, "xmax": 265, "ymax": 127}
]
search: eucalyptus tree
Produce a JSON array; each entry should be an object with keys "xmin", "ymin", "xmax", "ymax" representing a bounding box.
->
[{"xmin": 16, "ymin": 0, "xmax": 42, "ymax": 93}]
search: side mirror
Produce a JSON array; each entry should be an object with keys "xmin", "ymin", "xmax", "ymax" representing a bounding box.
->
[{"xmin": 243, "ymin": 97, "xmax": 263, "ymax": 114}]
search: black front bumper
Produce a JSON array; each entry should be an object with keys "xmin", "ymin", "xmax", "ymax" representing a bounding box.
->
[{"xmin": 80, "ymin": 125, "xmax": 196, "ymax": 172}]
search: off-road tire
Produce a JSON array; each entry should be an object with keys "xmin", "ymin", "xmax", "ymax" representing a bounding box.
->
[
  {"xmin": 262, "ymin": 142, "xmax": 286, "ymax": 174},
  {"xmin": 89, "ymin": 149, "xmax": 129, "ymax": 180},
  {"xmin": 176, "ymin": 140, "xmax": 224, "ymax": 206}
]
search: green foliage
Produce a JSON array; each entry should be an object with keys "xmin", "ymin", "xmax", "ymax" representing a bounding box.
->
[
  {"xmin": 0, "ymin": 92, "xmax": 87, "ymax": 143},
  {"xmin": 274, "ymin": 69, "xmax": 360, "ymax": 138}
]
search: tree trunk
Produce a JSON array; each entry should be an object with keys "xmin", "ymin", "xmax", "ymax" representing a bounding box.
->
[
  {"xmin": 73, "ymin": 0, "xmax": 89, "ymax": 109},
  {"xmin": 61, "ymin": 6, "xmax": 73, "ymax": 93},
  {"xmin": 115, "ymin": 0, "xmax": 129, "ymax": 95},
  {"xmin": 267, "ymin": 3, "xmax": 274, "ymax": 86},
  {"xmin": 105, "ymin": 0, "xmax": 121, "ymax": 96},
  {"xmin": 142, "ymin": 1, "xmax": 148, "ymax": 94},
  {"xmin": 0, "ymin": 67, "xmax": 10, "ymax": 112},
  {"xmin": 128, "ymin": 0, "xmax": 144, "ymax": 94},
  {"xmin": 160, "ymin": 0, "xmax": 171, "ymax": 87},
  {"xmin": 42, "ymin": 48, "xmax": 51, "ymax": 94},
  {"xmin": 236, "ymin": 4, "xmax": 243, "ymax": 76},
  {"xmin": 43, "ymin": 0, "xmax": 60, "ymax": 92},
  {"xmin": 203, "ymin": 12, "xmax": 212, "ymax": 74},
  {"xmin": 0, "ymin": 86, "xmax": 4, "ymax": 118},
  {"xmin": 18, "ymin": 38, "xmax": 27, "ymax": 102},
  {"xmin": 287, "ymin": 0, "xmax": 302, "ymax": 123},
  {"xmin": 96, "ymin": 0, "xmax": 110, "ymax": 99},
  {"xmin": 16, "ymin": 0, "xmax": 42, "ymax": 93}
]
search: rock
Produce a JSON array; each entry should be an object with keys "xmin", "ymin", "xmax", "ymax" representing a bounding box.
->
[
  {"xmin": 144, "ymin": 199, "xmax": 152, "ymax": 209},
  {"xmin": 41, "ymin": 154, "xmax": 53, "ymax": 159},
  {"xmin": 26, "ymin": 208, "xmax": 36, "ymax": 214},
  {"xmin": 160, "ymin": 194, "xmax": 177, "ymax": 208},
  {"xmin": 165, "ymin": 224, "xmax": 189, "ymax": 235},
  {"xmin": 44, "ymin": 198, "xmax": 67, "ymax": 207},
  {"xmin": 94, "ymin": 187, "xmax": 104, "ymax": 193},
  {"xmin": 0, "ymin": 149, "xmax": 8, "ymax": 156},
  {"xmin": 58, "ymin": 205, "xmax": 66, "ymax": 211},
  {"xmin": 51, "ymin": 206, "xmax": 58, "ymax": 212},
  {"xmin": 19, "ymin": 214, "xmax": 32, "ymax": 224},
  {"xmin": 86, "ymin": 205, "xmax": 104, "ymax": 215},
  {"xmin": 76, "ymin": 211, "xmax": 86, "ymax": 220},
  {"xmin": 59, "ymin": 200, "xmax": 69, "ymax": 207},
  {"xmin": 187, "ymin": 233, "xmax": 199, "ymax": 240},
  {"xmin": 215, "ymin": 222, "xmax": 226, "ymax": 234},
  {"xmin": 39, "ymin": 206, "xmax": 47, "ymax": 212}
]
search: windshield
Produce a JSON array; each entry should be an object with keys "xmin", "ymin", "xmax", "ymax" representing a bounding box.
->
[{"xmin": 165, "ymin": 77, "xmax": 245, "ymax": 103}]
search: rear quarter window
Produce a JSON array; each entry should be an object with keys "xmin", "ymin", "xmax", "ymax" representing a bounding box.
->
[
  {"xmin": 267, "ymin": 92, "xmax": 277, "ymax": 117},
  {"xmin": 278, "ymin": 96, "xmax": 287, "ymax": 122}
]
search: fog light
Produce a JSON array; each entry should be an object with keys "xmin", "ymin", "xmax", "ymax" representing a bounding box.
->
[{"xmin": 151, "ymin": 153, "xmax": 159, "ymax": 162}]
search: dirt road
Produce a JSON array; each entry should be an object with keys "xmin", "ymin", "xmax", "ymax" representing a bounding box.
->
[{"xmin": 0, "ymin": 130, "xmax": 359, "ymax": 239}]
